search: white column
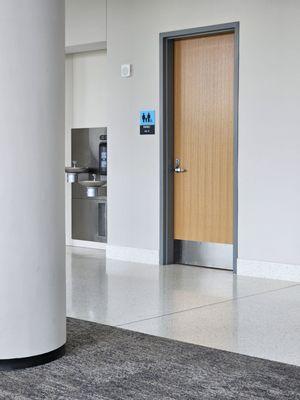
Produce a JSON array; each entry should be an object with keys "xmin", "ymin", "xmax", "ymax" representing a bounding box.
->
[{"xmin": 0, "ymin": 0, "xmax": 66, "ymax": 364}]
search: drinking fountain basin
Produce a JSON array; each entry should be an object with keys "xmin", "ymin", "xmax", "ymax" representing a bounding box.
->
[
  {"xmin": 79, "ymin": 175, "xmax": 106, "ymax": 197},
  {"xmin": 65, "ymin": 161, "xmax": 88, "ymax": 183},
  {"xmin": 65, "ymin": 166, "xmax": 88, "ymax": 174},
  {"xmin": 79, "ymin": 181, "xmax": 105, "ymax": 188}
]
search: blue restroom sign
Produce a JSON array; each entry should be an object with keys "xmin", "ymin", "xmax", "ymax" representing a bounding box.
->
[{"xmin": 140, "ymin": 110, "xmax": 155, "ymax": 135}]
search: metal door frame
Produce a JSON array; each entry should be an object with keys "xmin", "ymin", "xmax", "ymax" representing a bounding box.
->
[{"xmin": 159, "ymin": 22, "xmax": 239, "ymax": 272}]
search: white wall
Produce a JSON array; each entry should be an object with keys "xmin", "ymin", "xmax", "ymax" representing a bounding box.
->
[
  {"xmin": 72, "ymin": 51, "xmax": 108, "ymax": 128},
  {"xmin": 65, "ymin": 0, "xmax": 106, "ymax": 46},
  {"xmin": 0, "ymin": 0, "xmax": 65, "ymax": 359},
  {"xmin": 65, "ymin": 0, "xmax": 108, "ymax": 245},
  {"xmin": 65, "ymin": 50, "xmax": 108, "ymax": 244},
  {"xmin": 65, "ymin": 55, "xmax": 73, "ymax": 246},
  {"xmin": 107, "ymin": 0, "xmax": 300, "ymax": 276}
]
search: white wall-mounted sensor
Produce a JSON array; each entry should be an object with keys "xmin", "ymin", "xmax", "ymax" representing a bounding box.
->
[{"xmin": 121, "ymin": 64, "xmax": 132, "ymax": 78}]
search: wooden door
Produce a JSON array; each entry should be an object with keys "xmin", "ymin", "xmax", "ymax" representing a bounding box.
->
[{"xmin": 174, "ymin": 33, "xmax": 234, "ymax": 244}]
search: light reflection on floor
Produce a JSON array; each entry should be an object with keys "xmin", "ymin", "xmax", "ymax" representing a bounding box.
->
[{"xmin": 66, "ymin": 246, "xmax": 300, "ymax": 366}]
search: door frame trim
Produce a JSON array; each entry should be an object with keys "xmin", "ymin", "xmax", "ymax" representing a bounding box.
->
[{"xmin": 159, "ymin": 22, "xmax": 240, "ymax": 272}]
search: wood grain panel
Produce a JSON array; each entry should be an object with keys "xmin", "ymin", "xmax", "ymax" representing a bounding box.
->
[{"xmin": 174, "ymin": 33, "xmax": 234, "ymax": 244}]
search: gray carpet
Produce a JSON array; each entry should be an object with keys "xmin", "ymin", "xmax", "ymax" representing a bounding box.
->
[{"xmin": 0, "ymin": 318, "xmax": 299, "ymax": 400}]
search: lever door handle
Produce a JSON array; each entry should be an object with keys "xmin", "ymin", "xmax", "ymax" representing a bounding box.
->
[
  {"xmin": 173, "ymin": 159, "xmax": 186, "ymax": 173},
  {"xmin": 174, "ymin": 167, "xmax": 186, "ymax": 173}
]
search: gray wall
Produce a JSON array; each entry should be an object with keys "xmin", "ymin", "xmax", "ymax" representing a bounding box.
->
[{"xmin": 107, "ymin": 0, "xmax": 300, "ymax": 266}]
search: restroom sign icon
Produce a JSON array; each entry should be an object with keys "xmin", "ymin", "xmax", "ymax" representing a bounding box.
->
[{"xmin": 140, "ymin": 110, "xmax": 155, "ymax": 135}]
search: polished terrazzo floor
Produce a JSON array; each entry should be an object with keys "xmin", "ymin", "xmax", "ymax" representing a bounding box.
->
[{"xmin": 66, "ymin": 246, "xmax": 300, "ymax": 366}]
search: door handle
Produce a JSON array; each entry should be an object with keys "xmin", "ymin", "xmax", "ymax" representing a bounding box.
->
[{"xmin": 174, "ymin": 158, "xmax": 186, "ymax": 173}]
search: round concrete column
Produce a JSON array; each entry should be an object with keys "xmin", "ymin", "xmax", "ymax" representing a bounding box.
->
[{"xmin": 0, "ymin": 0, "xmax": 65, "ymax": 368}]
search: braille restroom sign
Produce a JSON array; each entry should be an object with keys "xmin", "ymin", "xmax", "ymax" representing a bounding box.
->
[{"xmin": 140, "ymin": 110, "xmax": 155, "ymax": 135}]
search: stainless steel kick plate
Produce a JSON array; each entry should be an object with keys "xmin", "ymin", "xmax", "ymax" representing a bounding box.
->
[{"xmin": 174, "ymin": 240, "xmax": 233, "ymax": 270}]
